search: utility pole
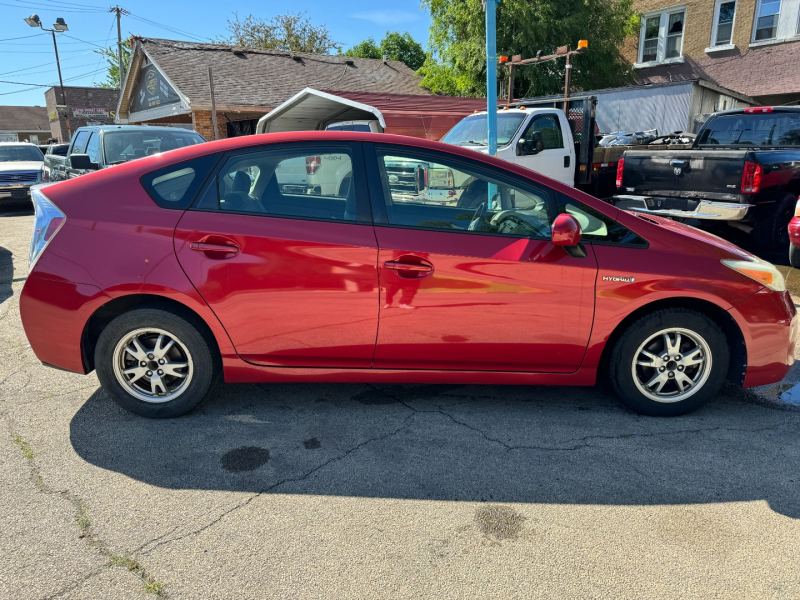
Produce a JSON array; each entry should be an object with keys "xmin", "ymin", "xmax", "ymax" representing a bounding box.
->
[
  {"xmin": 109, "ymin": 6, "xmax": 129, "ymax": 87},
  {"xmin": 50, "ymin": 30, "xmax": 69, "ymax": 140},
  {"xmin": 483, "ymin": 0, "xmax": 500, "ymax": 157},
  {"xmin": 208, "ymin": 66, "xmax": 219, "ymax": 140}
]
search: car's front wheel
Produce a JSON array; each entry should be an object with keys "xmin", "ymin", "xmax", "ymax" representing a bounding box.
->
[
  {"xmin": 95, "ymin": 306, "xmax": 218, "ymax": 418},
  {"xmin": 609, "ymin": 309, "xmax": 729, "ymax": 416}
]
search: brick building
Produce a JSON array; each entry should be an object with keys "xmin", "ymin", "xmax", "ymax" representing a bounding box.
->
[
  {"xmin": 44, "ymin": 86, "xmax": 120, "ymax": 142},
  {"xmin": 115, "ymin": 38, "xmax": 431, "ymax": 139},
  {"xmin": 0, "ymin": 106, "xmax": 49, "ymax": 143},
  {"xmin": 624, "ymin": 0, "xmax": 800, "ymax": 104}
]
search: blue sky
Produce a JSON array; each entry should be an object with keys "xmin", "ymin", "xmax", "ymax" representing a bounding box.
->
[{"xmin": 0, "ymin": 0, "xmax": 432, "ymax": 106}]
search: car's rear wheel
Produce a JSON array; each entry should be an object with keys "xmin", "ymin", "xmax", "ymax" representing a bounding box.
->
[
  {"xmin": 95, "ymin": 306, "xmax": 218, "ymax": 418},
  {"xmin": 790, "ymin": 243, "xmax": 800, "ymax": 268},
  {"xmin": 609, "ymin": 309, "xmax": 729, "ymax": 416}
]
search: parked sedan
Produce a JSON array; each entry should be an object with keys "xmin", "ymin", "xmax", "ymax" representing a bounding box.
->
[
  {"xmin": 20, "ymin": 132, "xmax": 798, "ymax": 418},
  {"xmin": 0, "ymin": 142, "xmax": 43, "ymax": 202}
]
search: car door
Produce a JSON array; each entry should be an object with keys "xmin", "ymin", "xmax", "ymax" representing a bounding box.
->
[
  {"xmin": 515, "ymin": 113, "xmax": 574, "ymax": 186},
  {"xmin": 173, "ymin": 142, "xmax": 380, "ymax": 368},
  {"xmin": 365, "ymin": 143, "xmax": 598, "ymax": 373}
]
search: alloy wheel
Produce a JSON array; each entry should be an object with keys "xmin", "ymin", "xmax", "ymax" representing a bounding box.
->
[
  {"xmin": 112, "ymin": 328, "xmax": 194, "ymax": 403},
  {"xmin": 631, "ymin": 328, "xmax": 712, "ymax": 403}
]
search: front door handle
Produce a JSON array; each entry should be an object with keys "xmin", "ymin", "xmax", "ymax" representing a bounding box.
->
[
  {"xmin": 384, "ymin": 260, "xmax": 434, "ymax": 277},
  {"xmin": 190, "ymin": 242, "xmax": 240, "ymax": 256}
]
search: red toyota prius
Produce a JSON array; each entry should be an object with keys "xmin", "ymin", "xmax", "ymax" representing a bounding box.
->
[{"xmin": 20, "ymin": 131, "xmax": 798, "ymax": 418}]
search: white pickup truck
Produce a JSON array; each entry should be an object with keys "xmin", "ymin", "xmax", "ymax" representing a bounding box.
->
[{"xmin": 441, "ymin": 108, "xmax": 578, "ymax": 187}]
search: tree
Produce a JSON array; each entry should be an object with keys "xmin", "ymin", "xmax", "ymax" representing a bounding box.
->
[
  {"xmin": 344, "ymin": 31, "xmax": 427, "ymax": 71},
  {"xmin": 220, "ymin": 12, "xmax": 340, "ymax": 54},
  {"xmin": 95, "ymin": 37, "xmax": 132, "ymax": 89},
  {"xmin": 418, "ymin": 0, "xmax": 639, "ymax": 97}
]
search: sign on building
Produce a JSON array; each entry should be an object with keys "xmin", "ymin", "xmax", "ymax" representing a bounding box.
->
[
  {"xmin": 72, "ymin": 108, "xmax": 110, "ymax": 119},
  {"xmin": 130, "ymin": 64, "xmax": 180, "ymax": 114}
]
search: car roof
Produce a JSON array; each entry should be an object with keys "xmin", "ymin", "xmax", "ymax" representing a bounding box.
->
[
  {"xmin": 712, "ymin": 106, "xmax": 800, "ymax": 117},
  {"xmin": 74, "ymin": 125, "xmax": 202, "ymax": 134}
]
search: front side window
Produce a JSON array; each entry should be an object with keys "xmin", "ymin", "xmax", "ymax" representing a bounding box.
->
[
  {"xmin": 639, "ymin": 9, "xmax": 685, "ymax": 63},
  {"xmin": 713, "ymin": 0, "xmax": 737, "ymax": 46},
  {"xmin": 754, "ymin": 0, "xmax": 781, "ymax": 39},
  {"xmin": 214, "ymin": 147, "xmax": 356, "ymax": 222},
  {"xmin": 377, "ymin": 150, "xmax": 552, "ymax": 239},
  {"xmin": 522, "ymin": 115, "xmax": 564, "ymax": 150},
  {"xmin": 71, "ymin": 131, "xmax": 90, "ymax": 155}
]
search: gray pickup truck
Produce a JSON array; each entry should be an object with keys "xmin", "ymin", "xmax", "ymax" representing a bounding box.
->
[
  {"xmin": 41, "ymin": 143, "xmax": 69, "ymax": 182},
  {"xmin": 51, "ymin": 125, "xmax": 205, "ymax": 181},
  {"xmin": 613, "ymin": 106, "xmax": 800, "ymax": 251}
]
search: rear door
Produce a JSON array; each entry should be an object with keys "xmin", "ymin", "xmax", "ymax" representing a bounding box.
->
[
  {"xmin": 173, "ymin": 142, "xmax": 380, "ymax": 368},
  {"xmin": 366, "ymin": 144, "xmax": 598, "ymax": 373}
]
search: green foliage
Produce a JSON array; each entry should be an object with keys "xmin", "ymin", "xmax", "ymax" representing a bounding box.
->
[
  {"xmin": 94, "ymin": 37, "xmax": 132, "ymax": 89},
  {"xmin": 419, "ymin": 0, "xmax": 638, "ymax": 97},
  {"xmin": 220, "ymin": 12, "xmax": 340, "ymax": 53},
  {"xmin": 344, "ymin": 31, "xmax": 427, "ymax": 71}
]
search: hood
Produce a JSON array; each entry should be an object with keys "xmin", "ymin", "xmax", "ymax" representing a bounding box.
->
[
  {"xmin": 620, "ymin": 211, "xmax": 757, "ymax": 261},
  {"xmin": 0, "ymin": 161, "xmax": 43, "ymax": 173}
]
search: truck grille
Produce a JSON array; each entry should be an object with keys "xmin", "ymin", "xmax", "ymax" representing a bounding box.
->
[
  {"xmin": 386, "ymin": 165, "xmax": 422, "ymax": 195},
  {"xmin": 0, "ymin": 171, "xmax": 39, "ymax": 184}
]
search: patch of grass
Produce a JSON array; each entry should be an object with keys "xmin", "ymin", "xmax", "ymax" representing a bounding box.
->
[
  {"xmin": 76, "ymin": 506, "xmax": 90, "ymax": 530},
  {"xmin": 13, "ymin": 436, "xmax": 34, "ymax": 459},
  {"xmin": 143, "ymin": 578, "xmax": 167, "ymax": 596}
]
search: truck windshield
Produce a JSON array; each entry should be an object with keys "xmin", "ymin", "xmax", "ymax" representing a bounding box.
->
[
  {"xmin": 697, "ymin": 112, "xmax": 800, "ymax": 147},
  {"xmin": 441, "ymin": 113, "xmax": 527, "ymax": 146},
  {"xmin": 103, "ymin": 130, "xmax": 205, "ymax": 164},
  {"xmin": 0, "ymin": 146, "xmax": 43, "ymax": 162}
]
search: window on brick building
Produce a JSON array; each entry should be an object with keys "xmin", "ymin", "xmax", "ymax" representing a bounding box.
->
[
  {"xmin": 712, "ymin": 0, "xmax": 737, "ymax": 46},
  {"xmin": 754, "ymin": 0, "xmax": 781, "ymax": 40},
  {"xmin": 638, "ymin": 8, "xmax": 686, "ymax": 64}
]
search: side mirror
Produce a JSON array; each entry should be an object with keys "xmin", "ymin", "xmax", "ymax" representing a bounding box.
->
[
  {"xmin": 516, "ymin": 132, "xmax": 544, "ymax": 156},
  {"xmin": 551, "ymin": 213, "xmax": 582, "ymax": 247},
  {"xmin": 69, "ymin": 154, "xmax": 97, "ymax": 170}
]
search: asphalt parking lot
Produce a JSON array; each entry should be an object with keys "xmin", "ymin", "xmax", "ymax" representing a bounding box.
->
[{"xmin": 3, "ymin": 201, "xmax": 800, "ymax": 599}]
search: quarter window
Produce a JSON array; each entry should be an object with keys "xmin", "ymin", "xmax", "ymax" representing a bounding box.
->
[
  {"xmin": 214, "ymin": 148, "xmax": 356, "ymax": 222},
  {"xmin": 377, "ymin": 150, "xmax": 552, "ymax": 239},
  {"xmin": 754, "ymin": 0, "xmax": 781, "ymax": 39},
  {"xmin": 638, "ymin": 9, "xmax": 685, "ymax": 63},
  {"xmin": 712, "ymin": 0, "xmax": 737, "ymax": 46},
  {"xmin": 141, "ymin": 153, "xmax": 219, "ymax": 209},
  {"xmin": 556, "ymin": 193, "xmax": 647, "ymax": 246}
]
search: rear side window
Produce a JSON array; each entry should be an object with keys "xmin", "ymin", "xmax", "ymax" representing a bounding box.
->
[{"xmin": 141, "ymin": 154, "xmax": 219, "ymax": 209}]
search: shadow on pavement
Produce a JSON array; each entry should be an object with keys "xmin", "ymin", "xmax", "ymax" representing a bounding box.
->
[
  {"xmin": 70, "ymin": 381, "xmax": 800, "ymax": 518},
  {"xmin": 0, "ymin": 245, "xmax": 13, "ymax": 306}
]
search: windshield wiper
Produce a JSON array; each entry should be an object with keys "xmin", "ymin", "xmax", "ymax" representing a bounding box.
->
[{"xmin": 459, "ymin": 140, "xmax": 487, "ymax": 146}]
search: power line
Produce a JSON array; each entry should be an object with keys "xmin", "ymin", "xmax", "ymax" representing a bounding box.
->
[
  {"xmin": 0, "ymin": 33, "xmax": 47, "ymax": 42},
  {"xmin": 126, "ymin": 13, "xmax": 211, "ymax": 43},
  {"xmin": 91, "ymin": 14, "xmax": 117, "ymax": 86},
  {"xmin": 0, "ymin": 1, "xmax": 103, "ymax": 13},
  {"xmin": 0, "ymin": 66, "xmax": 108, "ymax": 95}
]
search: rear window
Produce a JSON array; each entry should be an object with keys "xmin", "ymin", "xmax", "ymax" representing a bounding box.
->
[
  {"xmin": 141, "ymin": 154, "xmax": 220, "ymax": 209},
  {"xmin": 50, "ymin": 144, "xmax": 69, "ymax": 156},
  {"xmin": 104, "ymin": 129, "xmax": 205, "ymax": 165},
  {"xmin": 697, "ymin": 112, "xmax": 800, "ymax": 147},
  {"xmin": 327, "ymin": 124, "xmax": 372, "ymax": 132}
]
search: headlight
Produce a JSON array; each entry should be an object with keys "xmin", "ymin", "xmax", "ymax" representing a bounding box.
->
[
  {"xmin": 29, "ymin": 188, "xmax": 65, "ymax": 271},
  {"xmin": 722, "ymin": 258, "xmax": 786, "ymax": 292}
]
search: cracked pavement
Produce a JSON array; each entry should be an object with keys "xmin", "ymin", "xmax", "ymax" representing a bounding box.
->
[{"xmin": 3, "ymin": 204, "xmax": 800, "ymax": 598}]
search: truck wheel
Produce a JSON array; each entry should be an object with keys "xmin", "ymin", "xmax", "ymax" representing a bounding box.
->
[
  {"xmin": 753, "ymin": 194, "xmax": 794, "ymax": 252},
  {"xmin": 790, "ymin": 244, "xmax": 800, "ymax": 268},
  {"xmin": 608, "ymin": 308, "xmax": 728, "ymax": 416}
]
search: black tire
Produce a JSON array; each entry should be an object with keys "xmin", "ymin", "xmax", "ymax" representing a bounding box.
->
[
  {"xmin": 608, "ymin": 308, "xmax": 729, "ymax": 417},
  {"xmin": 790, "ymin": 243, "xmax": 800, "ymax": 269},
  {"xmin": 753, "ymin": 194, "xmax": 794, "ymax": 252},
  {"xmin": 95, "ymin": 306, "xmax": 219, "ymax": 418}
]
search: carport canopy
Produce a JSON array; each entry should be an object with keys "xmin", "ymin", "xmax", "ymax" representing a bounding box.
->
[{"xmin": 257, "ymin": 89, "xmax": 386, "ymax": 134}]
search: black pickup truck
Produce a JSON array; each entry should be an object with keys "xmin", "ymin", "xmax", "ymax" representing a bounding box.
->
[{"xmin": 613, "ymin": 106, "xmax": 800, "ymax": 251}]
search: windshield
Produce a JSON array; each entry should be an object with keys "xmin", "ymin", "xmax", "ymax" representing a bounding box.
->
[
  {"xmin": 697, "ymin": 112, "xmax": 800, "ymax": 147},
  {"xmin": 103, "ymin": 130, "xmax": 205, "ymax": 164},
  {"xmin": 441, "ymin": 113, "xmax": 528, "ymax": 147},
  {"xmin": 0, "ymin": 145, "xmax": 44, "ymax": 162}
]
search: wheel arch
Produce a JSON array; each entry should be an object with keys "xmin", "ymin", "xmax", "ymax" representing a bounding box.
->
[
  {"xmin": 597, "ymin": 297, "xmax": 747, "ymax": 386},
  {"xmin": 81, "ymin": 294, "xmax": 223, "ymax": 373}
]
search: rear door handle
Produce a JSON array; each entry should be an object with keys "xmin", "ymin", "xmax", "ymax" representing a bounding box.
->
[
  {"xmin": 190, "ymin": 242, "xmax": 240, "ymax": 255},
  {"xmin": 384, "ymin": 260, "xmax": 434, "ymax": 277}
]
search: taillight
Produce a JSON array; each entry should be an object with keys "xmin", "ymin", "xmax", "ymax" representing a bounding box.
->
[
  {"xmin": 306, "ymin": 156, "xmax": 321, "ymax": 174},
  {"xmin": 744, "ymin": 107, "xmax": 773, "ymax": 114},
  {"xmin": 29, "ymin": 187, "xmax": 65, "ymax": 271},
  {"xmin": 741, "ymin": 161, "xmax": 762, "ymax": 194},
  {"xmin": 795, "ymin": 196, "xmax": 800, "ymax": 217},
  {"xmin": 41, "ymin": 168, "xmax": 48, "ymax": 182},
  {"xmin": 615, "ymin": 158, "xmax": 624, "ymax": 188}
]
